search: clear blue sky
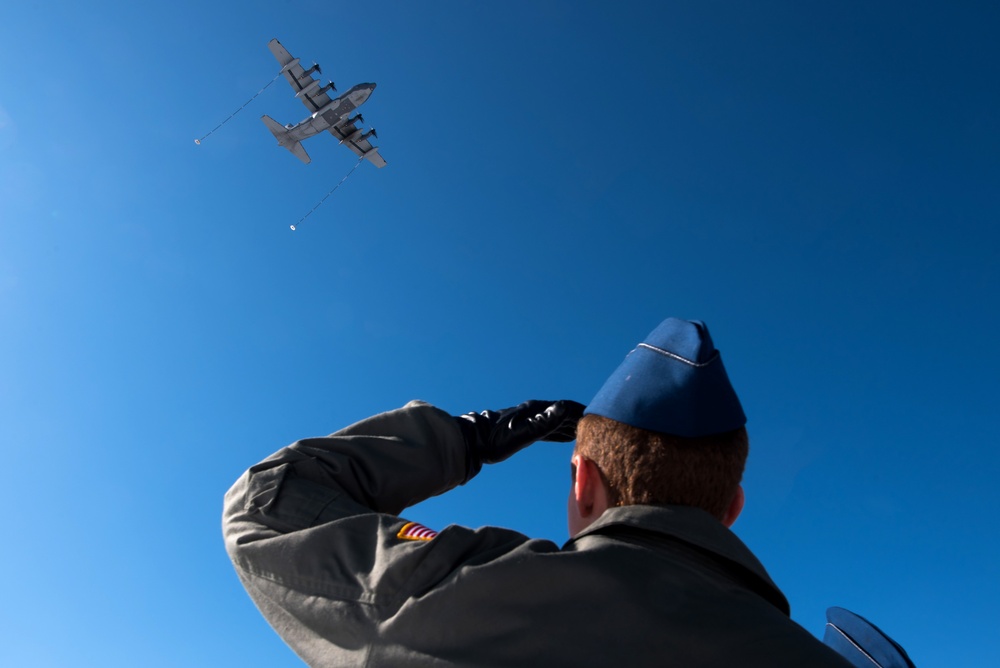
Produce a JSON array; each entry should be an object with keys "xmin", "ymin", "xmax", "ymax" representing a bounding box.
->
[{"xmin": 2, "ymin": 1, "xmax": 997, "ymax": 665}]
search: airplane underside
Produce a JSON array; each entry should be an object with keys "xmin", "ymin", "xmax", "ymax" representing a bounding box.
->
[
  {"xmin": 262, "ymin": 115, "xmax": 314, "ymax": 163},
  {"xmin": 262, "ymin": 39, "xmax": 385, "ymax": 168}
]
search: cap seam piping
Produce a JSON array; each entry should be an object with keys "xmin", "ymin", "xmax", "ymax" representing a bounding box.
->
[
  {"xmin": 825, "ymin": 623, "xmax": 882, "ymax": 667},
  {"xmin": 637, "ymin": 343, "xmax": 718, "ymax": 368}
]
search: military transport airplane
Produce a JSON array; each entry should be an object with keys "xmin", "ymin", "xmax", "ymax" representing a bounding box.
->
[{"xmin": 261, "ymin": 39, "xmax": 386, "ymax": 168}]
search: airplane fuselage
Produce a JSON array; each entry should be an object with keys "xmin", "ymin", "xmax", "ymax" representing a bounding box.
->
[{"xmin": 280, "ymin": 83, "xmax": 375, "ymax": 143}]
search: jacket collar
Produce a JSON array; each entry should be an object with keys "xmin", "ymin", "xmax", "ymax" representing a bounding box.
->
[{"xmin": 572, "ymin": 504, "xmax": 790, "ymax": 614}]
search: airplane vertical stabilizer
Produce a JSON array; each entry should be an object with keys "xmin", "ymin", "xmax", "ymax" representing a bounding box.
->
[{"xmin": 261, "ymin": 115, "xmax": 311, "ymax": 164}]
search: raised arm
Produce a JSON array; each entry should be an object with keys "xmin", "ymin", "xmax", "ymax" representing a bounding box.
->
[{"xmin": 222, "ymin": 399, "xmax": 582, "ymax": 665}]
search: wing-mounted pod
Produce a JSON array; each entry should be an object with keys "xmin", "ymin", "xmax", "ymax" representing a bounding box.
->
[
  {"xmin": 361, "ymin": 144, "xmax": 386, "ymax": 168},
  {"xmin": 295, "ymin": 79, "xmax": 322, "ymax": 99}
]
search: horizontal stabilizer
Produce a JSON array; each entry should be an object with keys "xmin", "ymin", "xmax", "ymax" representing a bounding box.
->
[
  {"xmin": 261, "ymin": 114, "xmax": 287, "ymax": 138},
  {"xmin": 288, "ymin": 141, "xmax": 311, "ymax": 164},
  {"xmin": 261, "ymin": 115, "xmax": 311, "ymax": 164}
]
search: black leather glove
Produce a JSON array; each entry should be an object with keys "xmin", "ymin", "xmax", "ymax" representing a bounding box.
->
[{"xmin": 456, "ymin": 400, "xmax": 586, "ymax": 481}]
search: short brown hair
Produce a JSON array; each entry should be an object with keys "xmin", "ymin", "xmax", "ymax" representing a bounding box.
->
[{"xmin": 575, "ymin": 414, "xmax": 748, "ymax": 520}]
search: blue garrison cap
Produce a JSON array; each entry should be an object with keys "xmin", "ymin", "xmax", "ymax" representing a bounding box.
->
[
  {"xmin": 823, "ymin": 607, "xmax": 915, "ymax": 668},
  {"xmin": 584, "ymin": 318, "xmax": 746, "ymax": 437}
]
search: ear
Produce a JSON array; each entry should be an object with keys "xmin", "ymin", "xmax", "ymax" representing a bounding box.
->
[
  {"xmin": 721, "ymin": 485, "xmax": 745, "ymax": 528},
  {"xmin": 571, "ymin": 455, "xmax": 610, "ymax": 527}
]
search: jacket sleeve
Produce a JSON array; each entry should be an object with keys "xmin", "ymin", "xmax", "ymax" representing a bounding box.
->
[
  {"xmin": 225, "ymin": 400, "xmax": 469, "ymax": 522},
  {"xmin": 221, "ymin": 400, "xmax": 534, "ymax": 665}
]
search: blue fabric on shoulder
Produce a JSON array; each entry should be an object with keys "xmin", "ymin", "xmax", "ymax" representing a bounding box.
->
[{"xmin": 824, "ymin": 607, "xmax": 916, "ymax": 668}]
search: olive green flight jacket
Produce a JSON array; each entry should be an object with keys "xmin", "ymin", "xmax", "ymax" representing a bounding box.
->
[{"xmin": 224, "ymin": 401, "xmax": 851, "ymax": 667}]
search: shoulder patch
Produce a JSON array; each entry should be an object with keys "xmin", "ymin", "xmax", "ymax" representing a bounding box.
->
[{"xmin": 397, "ymin": 521, "xmax": 438, "ymax": 542}]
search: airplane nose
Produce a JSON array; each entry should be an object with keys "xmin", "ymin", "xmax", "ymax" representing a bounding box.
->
[{"xmin": 352, "ymin": 85, "xmax": 375, "ymax": 105}]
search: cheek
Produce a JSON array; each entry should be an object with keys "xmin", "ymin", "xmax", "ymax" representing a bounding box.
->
[{"xmin": 567, "ymin": 489, "xmax": 581, "ymax": 537}]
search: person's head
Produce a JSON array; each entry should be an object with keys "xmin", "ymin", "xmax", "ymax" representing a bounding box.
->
[{"xmin": 568, "ymin": 318, "xmax": 748, "ymax": 536}]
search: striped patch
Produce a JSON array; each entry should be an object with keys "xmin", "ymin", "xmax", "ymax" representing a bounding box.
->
[{"xmin": 397, "ymin": 521, "xmax": 438, "ymax": 542}]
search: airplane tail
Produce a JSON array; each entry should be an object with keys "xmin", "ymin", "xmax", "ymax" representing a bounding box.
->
[{"xmin": 261, "ymin": 115, "xmax": 311, "ymax": 164}]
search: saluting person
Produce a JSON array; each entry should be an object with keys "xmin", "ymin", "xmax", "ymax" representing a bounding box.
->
[{"xmin": 224, "ymin": 318, "xmax": 852, "ymax": 666}]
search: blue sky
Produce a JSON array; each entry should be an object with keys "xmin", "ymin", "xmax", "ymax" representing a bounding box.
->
[{"xmin": 1, "ymin": 1, "xmax": 998, "ymax": 665}]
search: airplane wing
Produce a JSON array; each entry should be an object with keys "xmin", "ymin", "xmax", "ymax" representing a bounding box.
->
[
  {"xmin": 267, "ymin": 39, "xmax": 333, "ymax": 114},
  {"xmin": 330, "ymin": 119, "xmax": 387, "ymax": 168}
]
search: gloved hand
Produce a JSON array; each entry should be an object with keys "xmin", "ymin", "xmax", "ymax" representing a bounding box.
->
[{"xmin": 456, "ymin": 400, "xmax": 586, "ymax": 481}]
